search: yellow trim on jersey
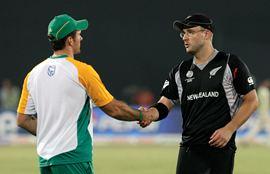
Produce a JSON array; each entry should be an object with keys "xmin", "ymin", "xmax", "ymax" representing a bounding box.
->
[
  {"xmin": 67, "ymin": 58, "xmax": 113, "ymax": 107},
  {"xmin": 17, "ymin": 73, "xmax": 30, "ymax": 114}
]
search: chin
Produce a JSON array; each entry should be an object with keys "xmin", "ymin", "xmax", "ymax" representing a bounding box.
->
[
  {"xmin": 75, "ymin": 50, "xmax": 81, "ymax": 55},
  {"xmin": 186, "ymin": 48, "xmax": 195, "ymax": 55}
]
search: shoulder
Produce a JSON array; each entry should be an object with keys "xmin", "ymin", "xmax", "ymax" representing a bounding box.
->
[
  {"xmin": 181, "ymin": 57, "xmax": 193, "ymax": 66},
  {"xmin": 168, "ymin": 58, "xmax": 187, "ymax": 75},
  {"xmin": 33, "ymin": 59, "xmax": 49, "ymax": 69},
  {"xmin": 177, "ymin": 57, "xmax": 193, "ymax": 73},
  {"xmin": 171, "ymin": 60, "xmax": 182, "ymax": 72},
  {"xmin": 216, "ymin": 51, "xmax": 245, "ymax": 65},
  {"xmin": 67, "ymin": 58, "xmax": 92, "ymax": 69},
  {"xmin": 215, "ymin": 51, "xmax": 246, "ymax": 68},
  {"xmin": 66, "ymin": 58, "xmax": 97, "ymax": 74},
  {"xmin": 28, "ymin": 59, "xmax": 49, "ymax": 77},
  {"xmin": 226, "ymin": 53, "xmax": 251, "ymax": 72},
  {"xmin": 227, "ymin": 53, "xmax": 242, "ymax": 65}
]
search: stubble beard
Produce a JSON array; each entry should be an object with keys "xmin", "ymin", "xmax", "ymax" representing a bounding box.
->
[{"xmin": 186, "ymin": 43, "xmax": 203, "ymax": 56}]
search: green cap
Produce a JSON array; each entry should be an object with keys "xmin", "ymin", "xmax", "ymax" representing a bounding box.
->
[{"xmin": 48, "ymin": 14, "xmax": 88, "ymax": 41}]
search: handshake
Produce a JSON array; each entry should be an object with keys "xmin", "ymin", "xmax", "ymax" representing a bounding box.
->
[{"xmin": 137, "ymin": 106, "xmax": 159, "ymax": 128}]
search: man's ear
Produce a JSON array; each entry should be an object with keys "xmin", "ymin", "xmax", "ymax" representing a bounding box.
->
[
  {"xmin": 206, "ymin": 30, "xmax": 213, "ymax": 40},
  {"xmin": 66, "ymin": 36, "xmax": 74, "ymax": 46}
]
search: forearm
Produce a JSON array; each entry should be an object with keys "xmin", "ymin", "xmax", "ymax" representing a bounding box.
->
[
  {"xmin": 151, "ymin": 96, "xmax": 174, "ymax": 121},
  {"xmin": 101, "ymin": 99, "xmax": 142, "ymax": 121},
  {"xmin": 102, "ymin": 99, "xmax": 159, "ymax": 121},
  {"xmin": 117, "ymin": 102, "xmax": 158, "ymax": 121},
  {"xmin": 110, "ymin": 100, "xmax": 141, "ymax": 121},
  {"xmin": 225, "ymin": 96, "xmax": 258, "ymax": 132},
  {"xmin": 17, "ymin": 115, "xmax": 37, "ymax": 136}
]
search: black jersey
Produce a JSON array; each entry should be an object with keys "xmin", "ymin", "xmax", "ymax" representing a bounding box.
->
[{"xmin": 161, "ymin": 51, "xmax": 255, "ymax": 146}]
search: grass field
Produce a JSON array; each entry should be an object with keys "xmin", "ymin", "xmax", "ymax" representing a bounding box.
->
[{"xmin": 0, "ymin": 144, "xmax": 269, "ymax": 174}]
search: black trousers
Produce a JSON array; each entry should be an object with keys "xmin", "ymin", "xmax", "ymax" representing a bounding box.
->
[{"xmin": 176, "ymin": 145, "xmax": 236, "ymax": 174}]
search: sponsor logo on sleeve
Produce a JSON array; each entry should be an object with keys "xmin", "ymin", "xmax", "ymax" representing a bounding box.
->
[
  {"xmin": 162, "ymin": 80, "xmax": 169, "ymax": 89},
  {"xmin": 247, "ymin": 77, "xmax": 254, "ymax": 85}
]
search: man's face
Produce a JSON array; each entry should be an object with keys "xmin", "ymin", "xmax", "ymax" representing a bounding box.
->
[
  {"xmin": 72, "ymin": 30, "xmax": 83, "ymax": 54},
  {"xmin": 180, "ymin": 26, "xmax": 206, "ymax": 55}
]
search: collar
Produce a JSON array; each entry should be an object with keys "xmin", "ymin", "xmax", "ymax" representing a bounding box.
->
[
  {"xmin": 49, "ymin": 54, "xmax": 68, "ymax": 59},
  {"xmin": 193, "ymin": 49, "xmax": 219, "ymax": 66}
]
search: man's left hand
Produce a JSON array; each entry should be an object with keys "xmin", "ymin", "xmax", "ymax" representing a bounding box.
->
[{"xmin": 209, "ymin": 126, "xmax": 234, "ymax": 148}]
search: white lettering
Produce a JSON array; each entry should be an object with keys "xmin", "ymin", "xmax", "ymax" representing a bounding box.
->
[{"xmin": 187, "ymin": 91, "xmax": 219, "ymax": 101}]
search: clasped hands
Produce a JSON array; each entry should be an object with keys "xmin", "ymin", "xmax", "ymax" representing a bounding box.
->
[{"xmin": 137, "ymin": 106, "xmax": 159, "ymax": 128}]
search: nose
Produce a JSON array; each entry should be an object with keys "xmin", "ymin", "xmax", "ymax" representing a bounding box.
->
[{"xmin": 182, "ymin": 34, "xmax": 188, "ymax": 41}]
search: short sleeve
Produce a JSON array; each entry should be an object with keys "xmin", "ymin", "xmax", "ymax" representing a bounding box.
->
[
  {"xmin": 228, "ymin": 55, "xmax": 255, "ymax": 95},
  {"xmin": 160, "ymin": 63, "xmax": 180, "ymax": 101},
  {"xmin": 67, "ymin": 58, "xmax": 114, "ymax": 107},
  {"xmin": 17, "ymin": 73, "xmax": 37, "ymax": 115}
]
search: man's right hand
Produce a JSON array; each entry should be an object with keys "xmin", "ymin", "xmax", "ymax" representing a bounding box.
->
[{"xmin": 138, "ymin": 106, "xmax": 152, "ymax": 128}]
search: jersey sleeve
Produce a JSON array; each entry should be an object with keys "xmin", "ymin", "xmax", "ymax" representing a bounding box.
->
[
  {"xmin": 67, "ymin": 58, "xmax": 114, "ymax": 107},
  {"xmin": 160, "ymin": 63, "xmax": 180, "ymax": 102},
  {"xmin": 228, "ymin": 55, "xmax": 255, "ymax": 95},
  {"xmin": 17, "ymin": 73, "xmax": 37, "ymax": 115}
]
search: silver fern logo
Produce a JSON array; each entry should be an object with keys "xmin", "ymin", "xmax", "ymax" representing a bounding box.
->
[{"xmin": 209, "ymin": 66, "xmax": 222, "ymax": 78}]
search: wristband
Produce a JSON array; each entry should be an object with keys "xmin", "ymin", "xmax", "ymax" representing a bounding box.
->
[
  {"xmin": 139, "ymin": 110, "xmax": 143, "ymax": 122},
  {"xmin": 150, "ymin": 103, "xmax": 169, "ymax": 121}
]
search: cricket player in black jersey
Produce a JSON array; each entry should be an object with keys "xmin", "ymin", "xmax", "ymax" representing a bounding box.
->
[{"xmin": 139, "ymin": 13, "xmax": 259, "ymax": 174}]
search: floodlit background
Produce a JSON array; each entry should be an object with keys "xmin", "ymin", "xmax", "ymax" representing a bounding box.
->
[{"xmin": 0, "ymin": 0, "xmax": 269, "ymax": 173}]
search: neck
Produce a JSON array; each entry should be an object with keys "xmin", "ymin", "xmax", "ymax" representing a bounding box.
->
[
  {"xmin": 194, "ymin": 43, "xmax": 215, "ymax": 64},
  {"xmin": 53, "ymin": 48, "xmax": 74, "ymax": 58}
]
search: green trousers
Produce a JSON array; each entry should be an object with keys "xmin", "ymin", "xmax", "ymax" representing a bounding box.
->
[{"xmin": 40, "ymin": 161, "xmax": 94, "ymax": 174}]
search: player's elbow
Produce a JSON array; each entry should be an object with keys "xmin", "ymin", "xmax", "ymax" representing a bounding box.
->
[
  {"xmin": 244, "ymin": 90, "xmax": 259, "ymax": 112},
  {"xmin": 252, "ymin": 97, "xmax": 259, "ymax": 111},
  {"xmin": 100, "ymin": 99, "xmax": 123, "ymax": 119},
  {"xmin": 251, "ymin": 92, "xmax": 259, "ymax": 111},
  {"xmin": 17, "ymin": 113, "xmax": 28, "ymax": 128}
]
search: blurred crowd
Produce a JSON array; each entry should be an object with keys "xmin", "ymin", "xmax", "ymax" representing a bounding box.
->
[
  {"xmin": 246, "ymin": 79, "xmax": 270, "ymax": 140},
  {"xmin": 121, "ymin": 85, "xmax": 155, "ymax": 106},
  {"xmin": 0, "ymin": 79, "xmax": 20, "ymax": 111}
]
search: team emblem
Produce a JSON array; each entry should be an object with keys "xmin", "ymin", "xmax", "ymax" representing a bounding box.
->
[
  {"xmin": 185, "ymin": 71, "xmax": 195, "ymax": 83},
  {"xmin": 47, "ymin": 65, "xmax": 56, "ymax": 77},
  {"xmin": 209, "ymin": 66, "xmax": 222, "ymax": 78}
]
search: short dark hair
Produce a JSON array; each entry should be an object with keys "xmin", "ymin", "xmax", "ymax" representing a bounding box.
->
[{"xmin": 48, "ymin": 31, "xmax": 76, "ymax": 51}]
